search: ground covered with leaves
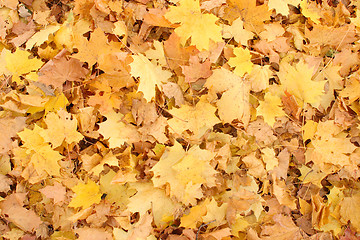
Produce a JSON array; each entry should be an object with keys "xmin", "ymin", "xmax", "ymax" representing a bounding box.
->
[{"xmin": 1, "ymin": 0, "xmax": 360, "ymax": 239}]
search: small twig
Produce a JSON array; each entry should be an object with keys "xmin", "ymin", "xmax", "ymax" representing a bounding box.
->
[{"xmin": 195, "ymin": 220, "xmax": 216, "ymax": 240}]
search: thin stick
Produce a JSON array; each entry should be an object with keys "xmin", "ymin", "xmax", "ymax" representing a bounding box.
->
[{"xmin": 195, "ymin": 220, "xmax": 216, "ymax": 240}]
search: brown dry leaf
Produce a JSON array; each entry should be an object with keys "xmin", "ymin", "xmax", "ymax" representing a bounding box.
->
[
  {"xmin": 0, "ymin": 116, "xmax": 26, "ymax": 154},
  {"xmin": 0, "ymin": 193, "xmax": 42, "ymax": 232},
  {"xmin": 72, "ymin": 28, "xmax": 122, "ymax": 67},
  {"xmin": 272, "ymin": 178, "xmax": 296, "ymax": 210},
  {"xmin": 75, "ymin": 227, "xmax": 112, "ymax": 240},
  {"xmin": 10, "ymin": 21, "xmax": 36, "ymax": 47},
  {"xmin": 181, "ymin": 55, "xmax": 212, "ymax": 83},
  {"xmin": 259, "ymin": 214, "xmax": 303, "ymax": 240},
  {"xmin": 163, "ymin": 33, "xmax": 199, "ymax": 72},
  {"xmin": 224, "ymin": 0, "xmax": 271, "ymax": 33},
  {"xmin": 143, "ymin": 8, "xmax": 172, "ymax": 27},
  {"xmin": 38, "ymin": 55, "xmax": 89, "ymax": 89},
  {"xmin": 339, "ymin": 227, "xmax": 360, "ymax": 240},
  {"xmin": 201, "ymin": 228, "xmax": 232, "ymax": 240},
  {"xmin": 0, "ymin": 174, "xmax": 12, "ymax": 193},
  {"xmin": 333, "ymin": 48, "xmax": 360, "ymax": 77},
  {"xmin": 162, "ymin": 82, "xmax": 185, "ymax": 106},
  {"xmin": 305, "ymin": 25, "xmax": 357, "ymax": 50},
  {"xmin": 242, "ymin": 152, "xmax": 266, "ymax": 179},
  {"xmin": 128, "ymin": 213, "xmax": 154, "ymax": 240},
  {"xmin": 39, "ymin": 181, "xmax": 67, "ymax": 204},
  {"xmin": 139, "ymin": 116, "xmax": 169, "ymax": 143},
  {"xmin": 247, "ymin": 119, "xmax": 277, "ymax": 145}
]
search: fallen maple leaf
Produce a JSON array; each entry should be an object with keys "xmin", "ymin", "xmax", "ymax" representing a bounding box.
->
[
  {"xmin": 224, "ymin": 0, "xmax": 271, "ymax": 33},
  {"xmin": 38, "ymin": 55, "xmax": 88, "ymax": 89},
  {"xmin": 167, "ymin": 96, "xmax": 219, "ymax": 139},
  {"xmin": 205, "ymin": 68, "xmax": 250, "ymax": 125},
  {"xmin": 98, "ymin": 111, "xmax": 140, "ymax": 148},
  {"xmin": 222, "ymin": 17, "xmax": 254, "ymax": 46},
  {"xmin": 0, "ymin": 48, "xmax": 43, "ymax": 84},
  {"xmin": 257, "ymin": 91, "xmax": 285, "ymax": 127},
  {"xmin": 40, "ymin": 109, "xmax": 83, "ymax": 148},
  {"xmin": 181, "ymin": 55, "xmax": 212, "ymax": 83},
  {"xmin": 0, "ymin": 193, "xmax": 42, "ymax": 232},
  {"xmin": 151, "ymin": 142, "xmax": 217, "ymax": 205},
  {"xmin": 127, "ymin": 182, "xmax": 176, "ymax": 226},
  {"xmin": 130, "ymin": 54, "xmax": 172, "ymax": 102},
  {"xmin": 69, "ymin": 180, "xmax": 102, "ymax": 209},
  {"xmin": 39, "ymin": 181, "xmax": 67, "ymax": 204},
  {"xmin": 72, "ymin": 28, "xmax": 122, "ymax": 67},
  {"xmin": 165, "ymin": 0, "xmax": 222, "ymax": 50},
  {"xmin": 277, "ymin": 59, "xmax": 326, "ymax": 107},
  {"xmin": 228, "ymin": 47, "xmax": 253, "ymax": 77}
]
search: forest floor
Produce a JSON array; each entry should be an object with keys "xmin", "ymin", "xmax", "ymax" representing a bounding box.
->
[{"xmin": 1, "ymin": 0, "xmax": 360, "ymax": 239}]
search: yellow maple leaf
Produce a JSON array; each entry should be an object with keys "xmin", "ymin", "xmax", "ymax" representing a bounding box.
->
[
  {"xmin": 26, "ymin": 92, "xmax": 69, "ymax": 115},
  {"xmin": 98, "ymin": 111, "xmax": 140, "ymax": 148},
  {"xmin": 151, "ymin": 142, "xmax": 217, "ymax": 205},
  {"xmin": 224, "ymin": 0, "xmax": 271, "ymax": 33},
  {"xmin": 267, "ymin": 0, "xmax": 299, "ymax": 16},
  {"xmin": 318, "ymin": 64, "xmax": 342, "ymax": 109},
  {"xmin": 0, "ymin": 48, "xmax": 43, "ymax": 84},
  {"xmin": 100, "ymin": 170, "xmax": 136, "ymax": 208},
  {"xmin": 222, "ymin": 17, "xmax": 254, "ymax": 46},
  {"xmin": 261, "ymin": 147, "xmax": 279, "ymax": 171},
  {"xmin": 311, "ymin": 186, "xmax": 343, "ymax": 235},
  {"xmin": 17, "ymin": 125, "xmax": 63, "ymax": 177},
  {"xmin": 340, "ymin": 77, "xmax": 360, "ymax": 104},
  {"xmin": 300, "ymin": 0, "xmax": 321, "ymax": 24},
  {"xmin": 217, "ymin": 87, "xmax": 250, "ymax": 124},
  {"xmin": 248, "ymin": 65, "xmax": 272, "ymax": 92},
  {"xmin": 54, "ymin": 18, "xmax": 91, "ymax": 51},
  {"xmin": 30, "ymin": 144, "xmax": 63, "ymax": 176},
  {"xmin": 227, "ymin": 47, "xmax": 253, "ymax": 77},
  {"xmin": 308, "ymin": 120, "xmax": 356, "ymax": 170},
  {"xmin": 202, "ymin": 197, "xmax": 228, "ymax": 228},
  {"xmin": 277, "ymin": 59, "xmax": 325, "ymax": 107},
  {"xmin": 127, "ymin": 182, "xmax": 176, "ymax": 226},
  {"xmin": 257, "ymin": 91, "xmax": 285, "ymax": 127},
  {"xmin": 351, "ymin": 9, "xmax": 360, "ymax": 28},
  {"xmin": 112, "ymin": 21, "xmax": 128, "ymax": 46},
  {"xmin": 17, "ymin": 125, "xmax": 46, "ymax": 152},
  {"xmin": 72, "ymin": 28, "xmax": 122, "ymax": 67},
  {"xmin": 44, "ymin": 93, "xmax": 69, "ymax": 114},
  {"xmin": 312, "ymin": 136, "xmax": 356, "ymax": 167},
  {"xmin": 130, "ymin": 54, "xmax": 172, "ymax": 102},
  {"xmin": 26, "ymin": 25, "xmax": 60, "ymax": 50},
  {"xmin": 272, "ymin": 177, "xmax": 296, "ymax": 209},
  {"xmin": 165, "ymin": 0, "xmax": 222, "ymax": 50},
  {"xmin": 167, "ymin": 96, "xmax": 219, "ymax": 139},
  {"xmin": 205, "ymin": 68, "xmax": 250, "ymax": 125},
  {"xmin": 340, "ymin": 192, "xmax": 360, "ymax": 231},
  {"xmin": 40, "ymin": 109, "xmax": 83, "ymax": 148},
  {"xmin": 145, "ymin": 40, "xmax": 168, "ymax": 66},
  {"xmin": 301, "ymin": 120, "xmax": 318, "ymax": 141},
  {"xmin": 180, "ymin": 199, "xmax": 208, "ymax": 228},
  {"xmin": 69, "ymin": 180, "xmax": 102, "ymax": 209},
  {"xmin": 231, "ymin": 215, "xmax": 250, "ymax": 237},
  {"xmin": 259, "ymin": 23, "xmax": 285, "ymax": 42}
]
